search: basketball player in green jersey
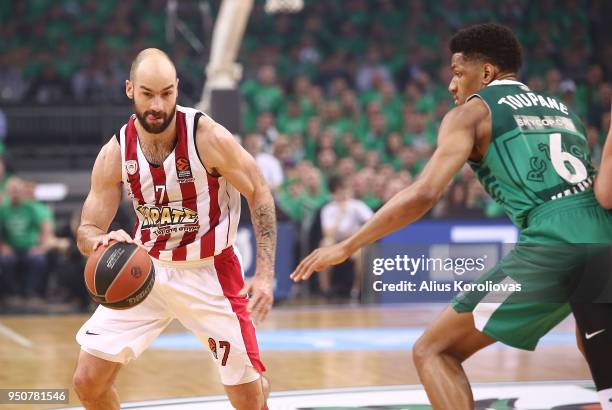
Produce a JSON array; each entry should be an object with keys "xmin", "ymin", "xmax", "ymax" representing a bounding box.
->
[
  {"xmin": 590, "ymin": 102, "xmax": 612, "ymax": 405},
  {"xmin": 292, "ymin": 23, "xmax": 612, "ymax": 409},
  {"xmin": 595, "ymin": 103, "xmax": 612, "ymax": 207}
]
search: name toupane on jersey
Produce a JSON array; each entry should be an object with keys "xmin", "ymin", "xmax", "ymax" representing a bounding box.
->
[{"xmin": 118, "ymin": 105, "xmax": 240, "ymax": 262}]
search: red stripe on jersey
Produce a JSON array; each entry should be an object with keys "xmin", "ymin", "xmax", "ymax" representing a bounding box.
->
[
  {"xmin": 214, "ymin": 247, "xmax": 265, "ymax": 373},
  {"xmin": 125, "ymin": 117, "xmax": 150, "ymax": 245},
  {"xmin": 131, "ymin": 214, "xmax": 139, "ymax": 238},
  {"xmin": 172, "ymin": 111, "xmax": 199, "ymax": 261},
  {"xmin": 201, "ymin": 173, "xmax": 220, "ymax": 258},
  {"xmin": 148, "ymin": 162, "xmax": 170, "ymax": 258}
]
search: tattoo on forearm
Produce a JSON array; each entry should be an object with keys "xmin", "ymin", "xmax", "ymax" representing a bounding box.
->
[{"xmin": 252, "ymin": 202, "xmax": 277, "ymax": 273}]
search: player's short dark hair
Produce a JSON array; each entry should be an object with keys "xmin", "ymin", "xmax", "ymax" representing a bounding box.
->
[
  {"xmin": 328, "ymin": 175, "xmax": 346, "ymax": 194},
  {"xmin": 449, "ymin": 23, "xmax": 523, "ymax": 73}
]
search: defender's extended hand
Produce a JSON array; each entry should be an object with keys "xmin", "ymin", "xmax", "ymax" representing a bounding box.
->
[{"xmin": 291, "ymin": 242, "xmax": 351, "ymax": 282}]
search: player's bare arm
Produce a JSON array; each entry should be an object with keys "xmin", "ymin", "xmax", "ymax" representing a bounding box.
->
[
  {"xmin": 291, "ymin": 98, "xmax": 489, "ymax": 281},
  {"xmin": 197, "ymin": 117, "xmax": 277, "ymax": 323},
  {"xmin": 594, "ymin": 102, "xmax": 612, "ymax": 209},
  {"xmin": 76, "ymin": 137, "xmax": 133, "ymax": 255}
]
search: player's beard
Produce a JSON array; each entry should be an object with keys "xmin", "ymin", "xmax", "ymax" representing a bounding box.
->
[{"xmin": 134, "ymin": 103, "xmax": 176, "ymax": 134}]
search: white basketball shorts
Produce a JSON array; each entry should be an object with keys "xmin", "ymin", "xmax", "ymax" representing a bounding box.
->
[{"xmin": 76, "ymin": 246, "xmax": 265, "ymax": 386}]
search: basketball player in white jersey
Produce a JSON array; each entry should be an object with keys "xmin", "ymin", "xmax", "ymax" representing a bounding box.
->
[{"xmin": 72, "ymin": 48, "xmax": 276, "ymax": 410}]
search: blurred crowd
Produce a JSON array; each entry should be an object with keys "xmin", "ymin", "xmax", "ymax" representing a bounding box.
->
[
  {"xmin": 237, "ymin": 0, "xmax": 610, "ymax": 227},
  {"xmin": 0, "ymin": 158, "xmax": 89, "ymax": 312},
  {"xmin": 0, "ymin": 155, "xmax": 137, "ymax": 312},
  {"xmin": 1, "ymin": 1, "xmax": 610, "ymax": 223},
  {"xmin": 1, "ymin": 0, "xmax": 611, "ymax": 303},
  {"xmin": 0, "ymin": 0, "xmax": 203, "ymax": 104}
]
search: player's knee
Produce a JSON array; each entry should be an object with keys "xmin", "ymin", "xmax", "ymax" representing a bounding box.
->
[
  {"xmin": 228, "ymin": 393, "xmax": 264, "ymax": 410},
  {"xmin": 226, "ymin": 378, "xmax": 265, "ymax": 410},
  {"xmin": 261, "ymin": 376, "xmax": 271, "ymax": 400},
  {"xmin": 72, "ymin": 369, "xmax": 111, "ymax": 402},
  {"xmin": 412, "ymin": 335, "xmax": 435, "ymax": 369}
]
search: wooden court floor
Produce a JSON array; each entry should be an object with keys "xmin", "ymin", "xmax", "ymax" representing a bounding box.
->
[{"xmin": 0, "ymin": 305, "xmax": 590, "ymax": 409}]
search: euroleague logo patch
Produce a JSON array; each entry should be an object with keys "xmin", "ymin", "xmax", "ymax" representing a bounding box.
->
[{"xmin": 176, "ymin": 156, "xmax": 193, "ymax": 180}]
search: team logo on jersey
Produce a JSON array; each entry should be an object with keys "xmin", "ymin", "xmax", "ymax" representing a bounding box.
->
[
  {"xmin": 125, "ymin": 160, "xmax": 138, "ymax": 176},
  {"xmin": 136, "ymin": 204, "xmax": 198, "ymax": 229},
  {"xmin": 176, "ymin": 157, "xmax": 193, "ymax": 180}
]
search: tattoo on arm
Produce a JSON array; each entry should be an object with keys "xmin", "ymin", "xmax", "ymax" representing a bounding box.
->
[{"xmin": 251, "ymin": 201, "xmax": 277, "ymax": 276}]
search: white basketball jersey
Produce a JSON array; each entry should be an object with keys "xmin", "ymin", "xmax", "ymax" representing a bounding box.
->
[{"xmin": 118, "ymin": 105, "xmax": 241, "ymax": 262}]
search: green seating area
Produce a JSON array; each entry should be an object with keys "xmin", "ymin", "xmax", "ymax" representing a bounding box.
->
[{"xmin": 0, "ymin": 0, "xmax": 610, "ymax": 220}]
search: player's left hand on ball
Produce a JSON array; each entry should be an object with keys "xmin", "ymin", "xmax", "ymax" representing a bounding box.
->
[
  {"xmin": 239, "ymin": 274, "xmax": 274, "ymax": 324},
  {"xmin": 290, "ymin": 242, "xmax": 351, "ymax": 282},
  {"xmin": 92, "ymin": 229, "xmax": 134, "ymax": 251}
]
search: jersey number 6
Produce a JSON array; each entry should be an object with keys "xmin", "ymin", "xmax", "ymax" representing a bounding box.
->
[{"xmin": 549, "ymin": 133, "xmax": 588, "ymax": 184}]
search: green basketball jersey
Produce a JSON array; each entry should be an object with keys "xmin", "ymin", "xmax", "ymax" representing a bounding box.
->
[{"xmin": 468, "ymin": 80, "xmax": 595, "ymax": 229}]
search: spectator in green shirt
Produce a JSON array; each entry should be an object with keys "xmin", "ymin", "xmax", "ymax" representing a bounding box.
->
[
  {"xmin": 337, "ymin": 157, "xmax": 357, "ymax": 181},
  {"xmin": 322, "ymin": 100, "xmax": 353, "ymax": 135},
  {"xmin": 292, "ymin": 75, "xmax": 316, "ymax": 118},
  {"xmin": 363, "ymin": 150, "xmax": 382, "ymax": 170},
  {"xmin": 348, "ymin": 141, "xmax": 367, "ymax": 168},
  {"xmin": 403, "ymin": 111, "xmax": 436, "ymax": 155},
  {"xmin": 277, "ymin": 99, "xmax": 307, "ymax": 136},
  {"xmin": 277, "ymin": 180, "xmax": 305, "ymax": 223},
  {"xmin": 379, "ymin": 81, "xmax": 403, "ymax": 132},
  {"xmin": 359, "ymin": 113, "xmax": 387, "ymax": 152},
  {"xmin": 339, "ymin": 90, "xmax": 362, "ymax": 125},
  {"xmin": 351, "ymin": 168, "xmax": 382, "ymax": 211},
  {"xmin": 397, "ymin": 146, "xmax": 427, "ymax": 176},
  {"xmin": 242, "ymin": 64, "xmax": 285, "ymax": 116},
  {"xmin": 383, "ymin": 132, "xmax": 404, "ymax": 168},
  {"xmin": 316, "ymin": 148, "xmax": 337, "ymax": 177},
  {"xmin": 0, "ymin": 177, "xmax": 54, "ymax": 301},
  {"xmin": 301, "ymin": 166, "xmax": 330, "ymax": 217}
]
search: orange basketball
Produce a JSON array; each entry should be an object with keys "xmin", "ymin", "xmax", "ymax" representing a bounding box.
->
[{"xmin": 84, "ymin": 240, "xmax": 155, "ymax": 309}]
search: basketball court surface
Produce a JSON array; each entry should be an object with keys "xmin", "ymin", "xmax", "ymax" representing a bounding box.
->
[
  {"xmin": 53, "ymin": 383, "xmax": 602, "ymax": 409},
  {"xmin": 0, "ymin": 305, "xmax": 598, "ymax": 409}
]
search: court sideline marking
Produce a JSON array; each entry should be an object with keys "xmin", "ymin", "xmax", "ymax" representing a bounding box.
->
[
  {"xmin": 54, "ymin": 381, "xmax": 599, "ymax": 409},
  {"xmin": 0, "ymin": 321, "xmax": 33, "ymax": 348}
]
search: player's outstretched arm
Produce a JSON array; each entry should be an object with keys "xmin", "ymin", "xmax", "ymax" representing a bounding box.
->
[
  {"xmin": 594, "ymin": 102, "xmax": 612, "ymax": 209},
  {"xmin": 291, "ymin": 99, "xmax": 487, "ymax": 282},
  {"xmin": 197, "ymin": 118, "xmax": 276, "ymax": 324},
  {"xmin": 76, "ymin": 137, "xmax": 129, "ymax": 256}
]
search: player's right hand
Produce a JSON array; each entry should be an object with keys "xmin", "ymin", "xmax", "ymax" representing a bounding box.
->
[{"xmin": 92, "ymin": 229, "xmax": 134, "ymax": 251}]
